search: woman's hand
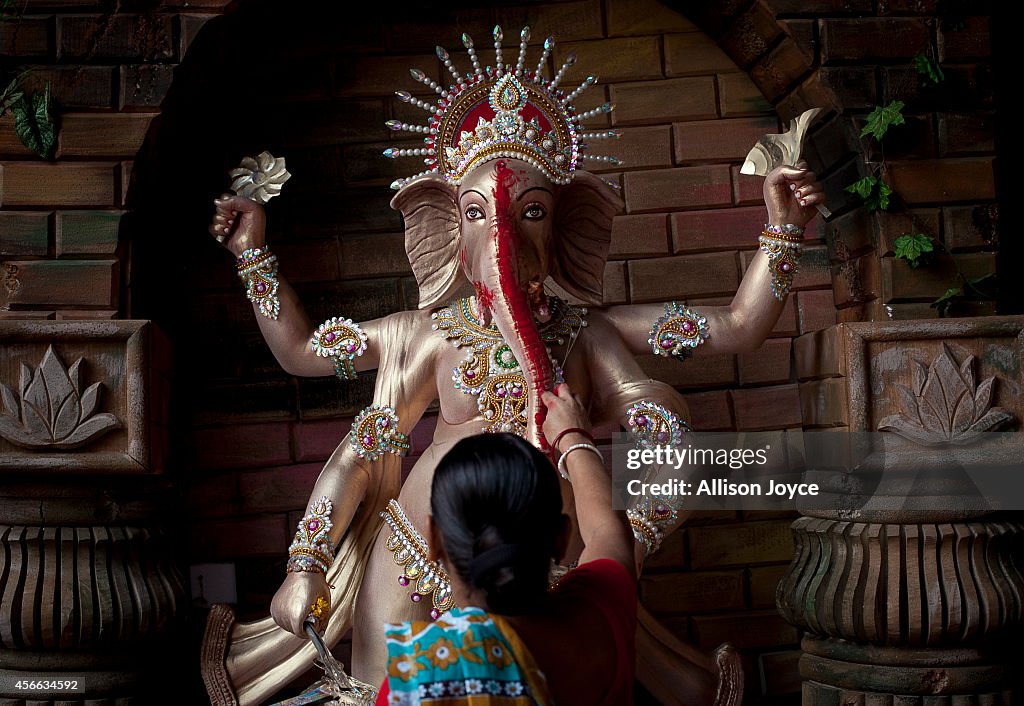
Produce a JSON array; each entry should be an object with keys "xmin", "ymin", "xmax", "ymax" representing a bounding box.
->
[
  {"xmin": 209, "ymin": 193, "xmax": 266, "ymax": 258},
  {"xmin": 541, "ymin": 383, "xmax": 592, "ymax": 452},
  {"xmin": 763, "ymin": 160, "xmax": 824, "ymax": 228},
  {"xmin": 270, "ymin": 571, "xmax": 332, "ymax": 637}
]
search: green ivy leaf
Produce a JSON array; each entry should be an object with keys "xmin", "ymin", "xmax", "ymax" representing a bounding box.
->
[
  {"xmin": 860, "ymin": 101, "xmax": 906, "ymax": 141},
  {"xmin": 0, "ymin": 76, "xmax": 24, "ymax": 117},
  {"xmin": 845, "ymin": 176, "xmax": 876, "ymax": 200},
  {"xmin": 893, "ymin": 233, "xmax": 935, "ymax": 268},
  {"xmin": 11, "ymin": 83, "xmax": 56, "ymax": 160},
  {"xmin": 931, "ymin": 286, "xmax": 961, "ymax": 317},
  {"xmin": 913, "ymin": 54, "xmax": 945, "ymax": 86},
  {"xmin": 846, "ymin": 176, "xmax": 893, "ymax": 212}
]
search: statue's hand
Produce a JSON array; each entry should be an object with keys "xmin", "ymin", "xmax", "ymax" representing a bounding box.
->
[
  {"xmin": 763, "ymin": 160, "xmax": 824, "ymax": 228},
  {"xmin": 270, "ymin": 571, "xmax": 331, "ymax": 638},
  {"xmin": 209, "ymin": 193, "xmax": 266, "ymax": 258}
]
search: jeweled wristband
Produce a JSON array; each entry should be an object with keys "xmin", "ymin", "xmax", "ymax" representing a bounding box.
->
[
  {"xmin": 287, "ymin": 496, "xmax": 335, "ymax": 575},
  {"xmin": 758, "ymin": 223, "xmax": 805, "ymax": 301},
  {"xmin": 237, "ymin": 247, "xmax": 281, "ymax": 320}
]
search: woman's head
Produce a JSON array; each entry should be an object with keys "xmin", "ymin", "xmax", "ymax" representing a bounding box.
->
[{"xmin": 430, "ymin": 433, "xmax": 566, "ymax": 615}]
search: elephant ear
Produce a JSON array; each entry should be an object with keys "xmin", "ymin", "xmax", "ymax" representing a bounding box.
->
[
  {"xmin": 391, "ymin": 175, "xmax": 467, "ymax": 309},
  {"xmin": 549, "ymin": 171, "xmax": 624, "ymax": 305}
]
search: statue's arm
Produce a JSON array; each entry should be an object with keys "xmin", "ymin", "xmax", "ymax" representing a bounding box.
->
[
  {"xmin": 598, "ymin": 162, "xmax": 824, "ymax": 357},
  {"xmin": 210, "ymin": 193, "xmax": 387, "ymax": 377}
]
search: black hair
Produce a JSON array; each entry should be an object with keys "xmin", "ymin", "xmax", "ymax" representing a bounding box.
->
[{"xmin": 430, "ymin": 433, "xmax": 563, "ymax": 615}]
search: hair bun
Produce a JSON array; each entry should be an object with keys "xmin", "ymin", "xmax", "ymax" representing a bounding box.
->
[{"xmin": 469, "ymin": 543, "xmax": 522, "ymax": 584}]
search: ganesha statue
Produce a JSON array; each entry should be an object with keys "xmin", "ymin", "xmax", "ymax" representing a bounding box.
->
[{"xmin": 201, "ymin": 26, "xmax": 823, "ymax": 706}]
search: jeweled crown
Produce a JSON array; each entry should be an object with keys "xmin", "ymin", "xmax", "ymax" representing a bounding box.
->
[{"xmin": 385, "ymin": 26, "xmax": 620, "ymax": 190}]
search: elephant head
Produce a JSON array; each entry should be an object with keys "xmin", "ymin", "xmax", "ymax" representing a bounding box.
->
[{"xmin": 391, "ymin": 158, "xmax": 622, "ymax": 448}]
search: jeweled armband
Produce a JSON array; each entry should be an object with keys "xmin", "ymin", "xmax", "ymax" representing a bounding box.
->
[
  {"xmin": 648, "ymin": 302, "xmax": 709, "ymax": 362},
  {"xmin": 627, "ymin": 400, "xmax": 690, "ymax": 449},
  {"xmin": 311, "ymin": 317, "xmax": 368, "ymax": 382},
  {"xmin": 758, "ymin": 224, "xmax": 805, "ymax": 301},
  {"xmin": 237, "ymin": 247, "xmax": 281, "ymax": 320},
  {"xmin": 350, "ymin": 405, "xmax": 411, "ymax": 461},
  {"xmin": 287, "ymin": 496, "xmax": 334, "ymax": 574},
  {"xmin": 627, "ymin": 495, "xmax": 683, "ymax": 556}
]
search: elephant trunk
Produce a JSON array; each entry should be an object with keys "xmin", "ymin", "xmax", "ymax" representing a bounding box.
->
[{"xmin": 482, "ymin": 161, "xmax": 553, "ymax": 451}]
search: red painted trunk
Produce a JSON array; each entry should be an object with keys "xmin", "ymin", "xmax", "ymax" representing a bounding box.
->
[{"xmin": 487, "ymin": 161, "xmax": 553, "ymax": 451}]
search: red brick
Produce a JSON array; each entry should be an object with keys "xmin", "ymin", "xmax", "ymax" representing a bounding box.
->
[
  {"xmin": 609, "ymin": 214, "xmax": 670, "ymax": 258},
  {"xmin": 0, "ymin": 311, "xmax": 55, "ymax": 319},
  {"xmin": 943, "ymin": 205, "xmax": 995, "ymax": 252},
  {"xmin": 824, "ymin": 207, "xmax": 875, "ymax": 262},
  {"xmin": 797, "ymin": 289, "xmax": 837, "ymax": 334},
  {"xmin": 623, "ymin": 165, "xmax": 733, "ymax": 214},
  {"xmin": 820, "ymin": 18, "xmax": 930, "ymax": 63},
  {"xmin": 610, "ymin": 77, "xmax": 717, "ymax": 125},
  {"xmin": 682, "ymin": 390, "xmax": 733, "ymax": 431},
  {"xmin": 759, "ymin": 649, "xmax": 802, "ymax": 695},
  {"xmin": 732, "ymin": 165, "xmax": 764, "ymax": 206},
  {"xmin": 274, "ymin": 239, "xmax": 341, "ymax": 284},
  {"xmin": 0, "ymin": 260, "xmax": 116, "ymax": 308},
  {"xmin": 193, "ymin": 422, "xmax": 293, "ymax": 470},
  {"xmin": 937, "ymin": 112, "xmax": 995, "ymax": 156},
  {"xmin": 606, "ymin": 0, "xmax": 696, "ymax": 35},
  {"xmin": 22, "ymin": 65, "xmax": 115, "ymax": 109},
  {"xmin": 1, "ymin": 162, "xmax": 118, "ymax": 207},
  {"xmin": 292, "ymin": 418, "xmax": 350, "ymax": 462},
  {"xmin": 882, "ymin": 252, "xmax": 995, "ymax": 301},
  {"xmin": 750, "ymin": 40, "xmax": 815, "ymax": 102},
  {"xmin": 805, "ymin": 117, "xmax": 861, "ymax": 174},
  {"xmin": 800, "ymin": 377, "xmax": 850, "ymax": 427},
  {"xmin": 672, "ymin": 206, "xmax": 765, "ymax": 254},
  {"xmin": 337, "ymin": 53, "xmax": 439, "ymax": 98},
  {"xmin": 0, "ymin": 16, "xmax": 52, "ymax": 56},
  {"xmin": 184, "ymin": 472, "xmax": 239, "ymax": 519},
  {"xmin": 641, "ymin": 570, "xmax": 746, "ymax": 615},
  {"xmin": 664, "ymin": 33, "xmax": 737, "ymax": 76},
  {"xmin": 793, "ymin": 247, "xmax": 831, "ymax": 290},
  {"xmin": 59, "ymin": 112, "xmax": 154, "ymax": 156},
  {"xmin": 674, "ymin": 116, "xmax": 779, "ymax": 164},
  {"xmin": 603, "ymin": 260, "xmax": 628, "ymax": 304},
  {"xmin": 0, "ymin": 212, "xmax": 49, "ymax": 257},
  {"xmin": 628, "ymin": 252, "xmax": 739, "ymax": 302},
  {"xmin": 55, "ymin": 309, "xmax": 117, "ymax": 320},
  {"xmin": 497, "ymin": 0, "xmax": 604, "ymax": 43},
  {"xmin": 939, "ymin": 16, "xmax": 990, "ymax": 61},
  {"xmin": 0, "ymin": 115, "xmax": 35, "ymax": 157},
  {"xmin": 771, "ymin": 297, "xmax": 798, "ymax": 337},
  {"xmin": 719, "ymin": 2, "xmax": 784, "ymax": 68},
  {"xmin": 739, "ymin": 338, "xmax": 792, "ymax": 386},
  {"xmin": 190, "ymin": 515, "xmax": 290, "ymax": 560},
  {"xmin": 643, "ymin": 530, "xmax": 686, "ymax": 571},
  {"xmin": 55, "ymin": 210, "xmax": 122, "ymax": 256},
  {"xmin": 637, "ymin": 351, "xmax": 738, "ymax": 390},
  {"xmin": 58, "ymin": 15, "xmax": 175, "ymax": 60},
  {"xmin": 238, "ymin": 463, "xmax": 323, "ymax": 513},
  {"xmin": 586, "ymin": 125, "xmax": 672, "ymax": 174},
  {"xmin": 555, "ymin": 36, "xmax": 662, "ymax": 84},
  {"xmin": 730, "ymin": 384, "xmax": 801, "ymax": 431},
  {"xmin": 689, "ymin": 520, "xmax": 795, "ymax": 569},
  {"xmin": 717, "ymin": 72, "xmax": 772, "ymax": 117},
  {"xmin": 120, "ymin": 64, "xmax": 175, "ymax": 110},
  {"xmin": 889, "ymin": 158, "xmax": 995, "ymax": 204},
  {"xmin": 339, "ymin": 233, "xmax": 412, "ymax": 278},
  {"xmin": 749, "ymin": 564, "xmax": 790, "ymax": 609},
  {"xmin": 833, "ymin": 252, "xmax": 880, "ymax": 307},
  {"xmin": 818, "ymin": 67, "xmax": 878, "ymax": 111},
  {"xmin": 793, "ymin": 327, "xmax": 843, "ymax": 381}
]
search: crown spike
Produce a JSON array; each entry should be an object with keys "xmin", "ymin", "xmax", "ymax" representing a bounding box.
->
[
  {"xmin": 395, "ymin": 90, "xmax": 438, "ymax": 113},
  {"xmin": 516, "ymin": 26, "xmax": 530, "ymax": 75},
  {"xmin": 493, "ymin": 26, "xmax": 504, "ymax": 76},
  {"xmin": 570, "ymin": 103, "xmax": 614, "ymax": 122},
  {"xmin": 383, "ymin": 147, "xmax": 432, "ymax": 159},
  {"xmin": 462, "ymin": 32, "xmax": 484, "ymax": 80},
  {"xmin": 562, "ymin": 75, "xmax": 597, "ymax": 105},
  {"xmin": 549, "ymin": 52, "xmax": 576, "ymax": 89},
  {"xmin": 436, "ymin": 45, "xmax": 463, "ymax": 85},
  {"xmin": 578, "ymin": 154, "xmax": 622, "ymax": 165},
  {"xmin": 534, "ymin": 36, "xmax": 554, "ymax": 79},
  {"xmin": 385, "ymin": 119, "xmax": 435, "ymax": 135},
  {"xmin": 409, "ymin": 68, "xmax": 449, "ymax": 97},
  {"xmin": 578, "ymin": 130, "xmax": 622, "ymax": 140}
]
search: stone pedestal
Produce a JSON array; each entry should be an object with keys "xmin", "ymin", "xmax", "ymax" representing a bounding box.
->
[
  {"xmin": 782, "ymin": 318, "xmax": 1024, "ymax": 704},
  {"xmin": 0, "ymin": 321, "xmax": 186, "ymax": 705}
]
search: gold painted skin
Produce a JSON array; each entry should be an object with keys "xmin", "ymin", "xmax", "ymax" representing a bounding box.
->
[{"xmin": 207, "ymin": 158, "xmax": 823, "ymax": 704}]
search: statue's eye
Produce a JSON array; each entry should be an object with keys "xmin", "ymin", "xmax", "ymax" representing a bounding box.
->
[
  {"xmin": 465, "ymin": 205, "xmax": 484, "ymax": 220},
  {"xmin": 523, "ymin": 203, "xmax": 547, "ymax": 220}
]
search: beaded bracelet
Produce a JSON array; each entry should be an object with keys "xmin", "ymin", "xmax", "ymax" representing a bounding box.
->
[
  {"xmin": 551, "ymin": 427, "xmax": 595, "ymax": 453},
  {"xmin": 287, "ymin": 496, "xmax": 335, "ymax": 575},
  {"xmin": 758, "ymin": 223, "xmax": 805, "ymax": 300},
  {"xmin": 237, "ymin": 247, "xmax": 281, "ymax": 320},
  {"xmin": 556, "ymin": 442, "xmax": 603, "ymax": 480}
]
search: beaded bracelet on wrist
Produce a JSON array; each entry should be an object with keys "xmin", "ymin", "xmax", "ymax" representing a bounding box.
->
[
  {"xmin": 237, "ymin": 247, "xmax": 281, "ymax": 320},
  {"xmin": 758, "ymin": 224, "xmax": 805, "ymax": 300},
  {"xmin": 556, "ymin": 442, "xmax": 603, "ymax": 480},
  {"xmin": 287, "ymin": 496, "xmax": 335, "ymax": 574}
]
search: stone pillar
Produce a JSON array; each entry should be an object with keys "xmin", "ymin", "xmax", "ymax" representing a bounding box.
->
[
  {"xmin": 782, "ymin": 318, "xmax": 1024, "ymax": 704},
  {"xmin": 0, "ymin": 321, "xmax": 186, "ymax": 705}
]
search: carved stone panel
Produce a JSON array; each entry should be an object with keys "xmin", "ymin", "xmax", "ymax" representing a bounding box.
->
[{"xmin": 0, "ymin": 321, "xmax": 170, "ymax": 473}]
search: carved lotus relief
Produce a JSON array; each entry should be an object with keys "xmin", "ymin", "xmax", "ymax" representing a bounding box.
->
[
  {"xmin": 0, "ymin": 346, "xmax": 121, "ymax": 450},
  {"xmin": 877, "ymin": 343, "xmax": 1014, "ymax": 446}
]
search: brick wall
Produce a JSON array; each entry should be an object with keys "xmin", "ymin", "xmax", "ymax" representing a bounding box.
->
[{"xmin": 0, "ymin": 1, "xmax": 998, "ymax": 703}]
